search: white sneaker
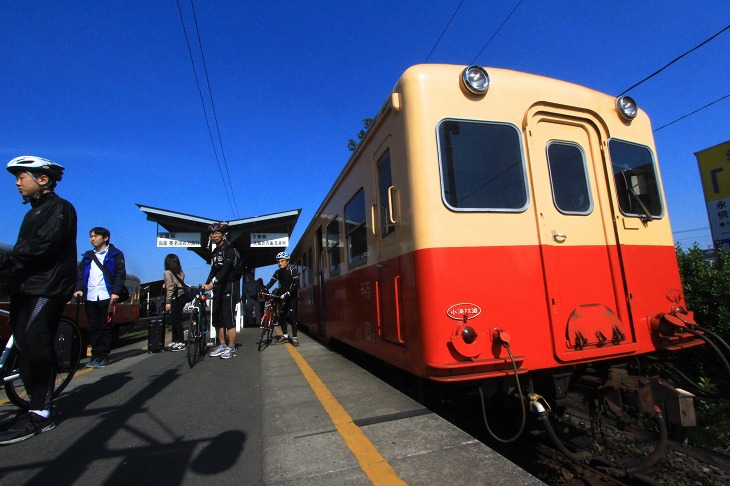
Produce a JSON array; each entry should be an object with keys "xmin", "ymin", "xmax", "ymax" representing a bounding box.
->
[
  {"xmin": 209, "ymin": 344, "xmax": 227, "ymax": 357},
  {"xmin": 220, "ymin": 346, "xmax": 237, "ymax": 359}
]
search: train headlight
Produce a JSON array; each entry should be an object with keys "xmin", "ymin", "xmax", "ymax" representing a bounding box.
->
[
  {"xmin": 616, "ymin": 95, "xmax": 638, "ymax": 121},
  {"xmin": 462, "ymin": 66, "xmax": 490, "ymax": 95},
  {"xmin": 462, "ymin": 325, "xmax": 477, "ymax": 344}
]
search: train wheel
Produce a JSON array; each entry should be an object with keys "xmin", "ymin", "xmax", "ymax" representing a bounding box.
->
[{"xmin": 4, "ymin": 318, "xmax": 82, "ymax": 409}]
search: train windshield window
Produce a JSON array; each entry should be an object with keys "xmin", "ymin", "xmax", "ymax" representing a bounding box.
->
[
  {"xmin": 327, "ymin": 219, "xmax": 341, "ymax": 275},
  {"xmin": 345, "ymin": 188, "xmax": 368, "ymax": 267},
  {"xmin": 438, "ymin": 120, "xmax": 526, "ymax": 211},
  {"xmin": 609, "ymin": 139, "xmax": 663, "ymax": 219},
  {"xmin": 548, "ymin": 142, "xmax": 592, "ymax": 214}
]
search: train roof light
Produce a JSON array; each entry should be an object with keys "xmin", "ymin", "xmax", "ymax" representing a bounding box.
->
[
  {"xmin": 462, "ymin": 66, "xmax": 490, "ymax": 95},
  {"xmin": 616, "ymin": 95, "xmax": 638, "ymax": 121}
]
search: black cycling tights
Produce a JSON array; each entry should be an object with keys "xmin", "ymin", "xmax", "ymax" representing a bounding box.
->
[
  {"xmin": 280, "ymin": 298, "xmax": 299, "ymax": 337},
  {"xmin": 9, "ymin": 296, "xmax": 66, "ymax": 411}
]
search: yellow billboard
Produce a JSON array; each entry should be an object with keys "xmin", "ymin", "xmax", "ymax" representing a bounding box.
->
[{"xmin": 696, "ymin": 140, "xmax": 730, "ymax": 248}]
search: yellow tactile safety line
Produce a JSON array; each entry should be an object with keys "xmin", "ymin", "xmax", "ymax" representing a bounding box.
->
[{"xmin": 284, "ymin": 343, "xmax": 408, "ymax": 486}]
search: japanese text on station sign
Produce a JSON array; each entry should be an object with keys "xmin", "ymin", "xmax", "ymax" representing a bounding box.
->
[
  {"xmin": 156, "ymin": 232, "xmax": 201, "ymax": 248},
  {"xmin": 250, "ymin": 233, "xmax": 289, "ymax": 247}
]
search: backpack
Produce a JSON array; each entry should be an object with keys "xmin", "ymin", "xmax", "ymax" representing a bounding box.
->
[{"xmin": 232, "ymin": 248, "xmax": 245, "ymax": 280}]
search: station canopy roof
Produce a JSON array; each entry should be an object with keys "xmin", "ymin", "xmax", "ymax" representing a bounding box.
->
[{"xmin": 136, "ymin": 204, "xmax": 301, "ymax": 271}]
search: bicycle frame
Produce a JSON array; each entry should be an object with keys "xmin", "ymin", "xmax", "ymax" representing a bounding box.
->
[
  {"xmin": 187, "ymin": 286, "xmax": 212, "ymax": 368},
  {"xmin": 258, "ymin": 292, "xmax": 283, "ymax": 351},
  {"xmin": 0, "ymin": 309, "xmax": 19, "ymax": 383}
]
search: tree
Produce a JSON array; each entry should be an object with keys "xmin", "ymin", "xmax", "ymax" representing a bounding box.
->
[
  {"xmin": 347, "ymin": 118, "xmax": 374, "ymax": 152},
  {"xmin": 676, "ymin": 243, "xmax": 730, "ymax": 337}
]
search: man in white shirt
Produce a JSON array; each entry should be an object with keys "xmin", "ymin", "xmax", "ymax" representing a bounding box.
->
[{"xmin": 74, "ymin": 227, "xmax": 127, "ymax": 368}]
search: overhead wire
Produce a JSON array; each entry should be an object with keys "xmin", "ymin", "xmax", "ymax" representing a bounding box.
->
[
  {"xmin": 653, "ymin": 93, "xmax": 730, "ymax": 133},
  {"xmin": 618, "ymin": 23, "xmax": 730, "ymax": 97},
  {"xmin": 424, "ymin": 0, "xmax": 465, "ymax": 63},
  {"xmin": 189, "ymin": 0, "xmax": 240, "ymax": 218},
  {"xmin": 470, "ymin": 0, "xmax": 524, "ymax": 65},
  {"xmin": 175, "ymin": 0, "xmax": 237, "ymax": 218}
]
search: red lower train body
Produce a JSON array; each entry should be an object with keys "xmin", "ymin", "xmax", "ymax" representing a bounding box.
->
[{"xmin": 298, "ymin": 243, "xmax": 699, "ymax": 383}]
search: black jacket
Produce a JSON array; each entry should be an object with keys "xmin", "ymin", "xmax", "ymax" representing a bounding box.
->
[
  {"xmin": 205, "ymin": 242, "xmax": 235, "ymax": 293},
  {"xmin": 266, "ymin": 266, "xmax": 299, "ymax": 298},
  {"xmin": 0, "ymin": 192, "xmax": 77, "ymax": 299}
]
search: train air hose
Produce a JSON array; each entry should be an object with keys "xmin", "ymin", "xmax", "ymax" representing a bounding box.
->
[
  {"xmin": 537, "ymin": 404, "xmax": 668, "ymax": 477},
  {"xmin": 478, "ymin": 338, "xmax": 526, "ymax": 443},
  {"xmin": 666, "ymin": 326, "xmax": 730, "ymax": 399}
]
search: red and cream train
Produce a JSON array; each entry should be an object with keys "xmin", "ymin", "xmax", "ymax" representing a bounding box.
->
[{"xmin": 291, "ymin": 64, "xmax": 705, "ymax": 393}]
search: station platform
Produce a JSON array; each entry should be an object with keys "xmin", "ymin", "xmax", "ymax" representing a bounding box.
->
[{"xmin": 0, "ymin": 328, "xmax": 543, "ymax": 485}]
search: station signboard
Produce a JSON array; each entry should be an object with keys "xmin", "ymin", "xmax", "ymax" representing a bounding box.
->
[
  {"xmin": 696, "ymin": 140, "xmax": 730, "ymax": 249},
  {"xmin": 250, "ymin": 233, "xmax": 288, "ymax": 247},
  {"xmin": 156, "ymin": 232, "xmax": 202, "ymax": 247}
]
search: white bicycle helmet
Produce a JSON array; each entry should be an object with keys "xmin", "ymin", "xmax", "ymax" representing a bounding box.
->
[
  {"xmin": 7, "ymin": 156, "xmax": 64, "ymax": 186},
  {"xmin": 276, "ymin": 252, "xmax": 290, "ymax": 261}
]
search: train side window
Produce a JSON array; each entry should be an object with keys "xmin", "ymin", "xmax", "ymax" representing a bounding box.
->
[
  {"xmin": 302, "ymin": 251, "xmax": 309, "ymax": 288},
  {"xmin": 307, "ymin": 247, "xmax": 313, "ymax": 285},
  {"xmin": 609, "ymin": 139, "xmax": 663, "ymax": 220},
  {"xmin": 438, "ymin": 119, "xmax": 527, "ymax": 211},
  {"xmin": 327, "ymin": 219, "xmax": 341, "ymax": 276},
  {"xmin": 377, "ymin": 151, "xmax": 395, "ymax": 237},
  {"xmin": 345, "ymin": 188, "xmax": 368, "ymax": 267},
  {"xmin": 547, "ymin": 141, "xmax": 592, "ymax": 215}
]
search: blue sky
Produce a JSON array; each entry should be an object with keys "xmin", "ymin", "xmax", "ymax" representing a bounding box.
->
[{"xmin": 1, "ymin": 1, "xmax": 729, "ymax": 285}]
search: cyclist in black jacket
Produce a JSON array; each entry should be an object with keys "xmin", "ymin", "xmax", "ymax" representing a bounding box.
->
[
  {"xmin": 202, "ymin": 223, "xmax": 238, "ymax": 359},
  {"xmin": 0, "ymin": 156, "xmax": 77, "ymax": 445},
  {"xmin": 265, "ymin": 251, "xmax": 300, "ymax": 346}
]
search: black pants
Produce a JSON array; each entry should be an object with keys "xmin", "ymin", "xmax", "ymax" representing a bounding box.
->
[
  {"xmin": 10, "ymin": 295, "xmax": 66, "ymax": 411},
  {"xmin": 211, "ymin": 291, "xmax": 235, "ymax": 330},
  {"xmin": 85, "ymin": 299, "xmax": 112, "ymax": 358},
  {"xmin": 169, "ymin": 297, "xmax": 185, "ymax": 343},
  {"xmin": 280, "ymin": 298, "xmax": 298, "ymax": 337}
]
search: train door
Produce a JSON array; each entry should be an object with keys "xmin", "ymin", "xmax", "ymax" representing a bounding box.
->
[
  {"xmin": 527, "ymin": 113, "xmax": 635, "ymax": 361},
  {"xmin": 314, "ymin": 226, "xmax": 326, "ymax": 337},
  {"xmin": 375, "ymin": 149, "xmax": 405, "ymax": 344}
]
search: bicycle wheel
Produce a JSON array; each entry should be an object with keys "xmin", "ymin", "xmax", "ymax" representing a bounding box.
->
[
  {"xmin": 258, "ymin": 312, "xmax": 272, "ymax": 351},
  {"xmin": 187, "ymin": 309, "xmax": 200, "ymax": 368},
  {"xmin": 4, "ymin": 317, "xmax": 82, "ymax": 409},
  {"xmin": 197, "ymin": 309, "xmax": 208, "ymax": 361}
]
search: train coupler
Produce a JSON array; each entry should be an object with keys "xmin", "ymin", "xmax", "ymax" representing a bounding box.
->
[{"xmin": 598, "ymin": 368, "xmax": 657, "ymax": 418}]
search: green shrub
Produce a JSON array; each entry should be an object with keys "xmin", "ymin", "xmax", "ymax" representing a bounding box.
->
[{"xmin": 676, "ymin": 244, "xmax": 730, "ymax": 338}]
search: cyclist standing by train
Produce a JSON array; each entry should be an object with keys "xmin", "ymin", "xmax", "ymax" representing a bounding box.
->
[
  {"xmin": 202, "ymin": 223, "xmax": 238, "ymax": 359},
  {"xmin": 265, "ymin": 252, "xmax": 300, "ymax": 346},
  {"xmin": 0, "ymin": 156, "xmax": 77, "ymax": 445}
]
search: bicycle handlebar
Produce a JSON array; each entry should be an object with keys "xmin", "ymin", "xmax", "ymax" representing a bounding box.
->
[
  {"xmin": 259, "ymin": 291, "xmax": 284, "ymax": 300},
  {"xmin": 0, "ymin": 308, "xmax": 8, "ymax": 318}
]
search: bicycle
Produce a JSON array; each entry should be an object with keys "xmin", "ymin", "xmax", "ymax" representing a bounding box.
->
[
  {"xmin": 0, "ymin": 307, "xmax": 83, "ymax": 408},
  {"xmin": 258, "ymin": 291, "xmax": 283, "ymax": 351},
  {"xmin": 185, "ymin": 286, "xmax": 211, "ymax": 368}
]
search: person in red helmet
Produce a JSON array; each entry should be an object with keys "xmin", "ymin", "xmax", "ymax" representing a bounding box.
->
[{"xmin": 0, "ymin": 156, "xmax": 77, "ymax": 445}]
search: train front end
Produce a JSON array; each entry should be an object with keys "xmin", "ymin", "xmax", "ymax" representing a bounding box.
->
[{"xmin": 393, "ymin": 64, "xmax": 702, "ymax": 383}]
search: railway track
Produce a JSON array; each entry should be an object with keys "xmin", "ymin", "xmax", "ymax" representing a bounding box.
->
[{"xmin": 328, "ymin": 339, "xmax": 730, "ymax": 485}]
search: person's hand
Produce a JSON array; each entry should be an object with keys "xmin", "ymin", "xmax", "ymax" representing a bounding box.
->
[
  {"xmin": 165, "ymin": 303, "xmax": 171, "ymax": 311},
  {"xmin": 202, "ymin": 283, "xmax": 213, "ymax": 291},
  {"xmin": 73, "ymin": 290, "xmax": 83, "ymax": 298},
  {"xmin": 110, "ymin": 294, "xmax": 119, "ymax": 305}
]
